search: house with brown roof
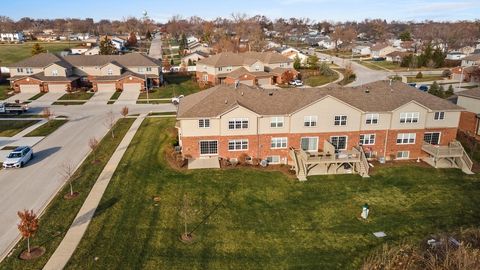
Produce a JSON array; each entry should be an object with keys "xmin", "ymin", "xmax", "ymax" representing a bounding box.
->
[
  {"xmin": 8, "ymin": 52, "xmax": 162, "ymax": 93},
  {"xmin": 195, "ymin": 52, "xmax": 297, "ymax": 87},
  {"xmin": 371, "ymin": 44, "xmax": 398, "ymax": 59},
  {"xmin": 176, "ymin": 81, "xmax": 473, "ymax": 178},
  {"xmin": 456, "ymin": 88, "xmax": 480, "ymax": 136},
  {"xmin": 461, "ymin": 54, "xmax": 480, "ymax": 67},
  {"xmin": 385, "ymin": 51, "xmax": 412, "ymax": 63}
]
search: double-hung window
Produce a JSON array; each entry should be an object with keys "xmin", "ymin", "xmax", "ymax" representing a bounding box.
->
[
  {"xmin": 199, "ymin": 141, "xmax": 218, "ymax": 155},
  {"xmin": 359, "ymin": 134, "xmax": 375, "ymax": 145},
  {"xmin": 434, "ymin": 112, "xmax": 445, "ymax": 120},
  {"xmin": 107, "ymin": 68, "xmax": 113, "ymax": 75},
  {"xmin": 198, "ymin": 119, "xmax": 210, "ymax": 128},
  {"xmin": 270, "ymin": 117, "xmax": 284, "ymax": 128},
  {"xmin": 365, "ymin": 114, "xmax": 379, "ymax": 124},
  {"xmin": 396, "ymin": 133, "xmax": 416, "ymax": 144},
  {"xmin": 26, "ymin": 68, "xmax": 33, "ymax": 74},
  {"xmin": 52, "ymin": 69, "xmax": 58, "ymax": 76},
  {"xmin": 304, "ymin": 116, "xmax": 317, "ymax": 127},
  {"xmin": 330, "ymin": 136, "xmax": 347, "ymax": 150},
  {"xmin": 228, "ymin": 139, "xmax": 248, "ymax": 151},
  {"xmin": 228, "ymin": 118, "xmax": 248, "ymax": 130},
  {"xmin": 271, "ymin": 137, "xmax": 287, "ymax": 149},
  {"xmin": 400, "ymin": 112, "xmax": 419, "ymax": 123},
  {"xmin": 334, "ymin": 115, "xmax": 347, "ymax": 126}
]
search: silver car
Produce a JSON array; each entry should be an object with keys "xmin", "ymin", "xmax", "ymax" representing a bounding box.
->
[{"xmin": 3, "ymin": 146, "xmax": 34, "ymax": 168}]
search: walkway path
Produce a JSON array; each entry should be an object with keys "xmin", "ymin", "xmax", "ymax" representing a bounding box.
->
[{"xmin": 42, "ymin": 114, "xmax": 146, "ymax": 270}]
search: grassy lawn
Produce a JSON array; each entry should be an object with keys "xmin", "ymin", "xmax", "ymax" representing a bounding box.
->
[
  {"xmin": 335, "ymin": 68, "xmax": 356, "ymax": 86},
  {"xmin": 354, "ymin": 60, "xmax": 395, "ymax": 71},
  {"xmin": 138, "ymin": 75, "xmax": 200, "ymax": 99},
  {"xmin": 406, "ymin": 76, "xmax": 445, "ymax": 83},
  {"xmin": 0, "ymin": 118, "xmax": 135, "ymax": 270},
  {"xmin": 59, "ymin": 118, "xmax": 480, "ymax": 269},
  {"xmin": 52, "ymin": 101, "xmax": 87, "ymax": 105},
  {"xmin": 0, "ymin": 83, "xmax": 13, "ymax": 100},
  {"xmin": 110, "ymin": 91, "xmax": 121, "ymax": 100},
  {"xmin": 148, "ymin": 112, "xmax": 177, "ymax": 116},
  {"xmin": 58, "ymin": 91, "xmax": 94, "ymax": 101},
  {"xmin": 304, "ymin": 73, "xmax": 339, "ymax": 87},
  {"xmin": 25, "ymin": 119, "xmax": 68, "ymax": 137},
  {"xmin": 0, "ymin": 120, "xmax": 40, "ymax": 137},
  {"xmin": 0, "ymin": 42, "xmax": 81, "ymax": 66},
  {"xmin": 136, "ymin": 100, "xmax": 171, "ymax": 104},
  {"xmin": 28, "ymin": 92, "xmax": 46, "ymax": 101}
]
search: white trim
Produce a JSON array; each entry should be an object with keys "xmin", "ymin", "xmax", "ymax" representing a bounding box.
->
[
  {"xmin": 396, "ymin": 133, "xmax": 416, "ymax": 144},
  {"xmin": 424, "ymin": 132, "xmax": 441, "ymax": 145},
  {"xmin": 303, "ymin": 115, "xmax": 317, "ymax": 127},
  {"xmin": 199, "ymin": 140, "xmax": 218, "ymax": 156},
  {"xmin": 330, "ymin": 135, "xmax": 348, "ymax": 150},
  {"xmin": 300, "ymin": 137, "xmax": 319, "ymax": 152},
  {"xmin": 365, "ymin": 113, "xmax": 379, "ymax": 125},
  {"xmin": 396, "ymin": 150, "xmax": 410, "ymax": 159},
  {"xmin": 271, "ymin": 137, "xmax": 288, "ymax": 149},
  {"xmin": 359, "ymin": 134, "xmax": 375, "ymax": 145},
  {"xmin": 228, "ymin": 139, "xmax": 249, "ymax": 151}
]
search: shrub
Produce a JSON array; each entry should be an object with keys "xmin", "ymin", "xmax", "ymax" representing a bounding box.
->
[
  {"xmin": 442, "ymin": 69, "xmax": 452, "ymax": 78},
  {"xmin": 416, "ymin": 72, "xmax": 423, "ymax": 79}
]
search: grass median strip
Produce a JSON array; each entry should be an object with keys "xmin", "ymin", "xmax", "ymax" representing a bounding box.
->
[
  {"xmin": 25, "ymin": 120, "xmax": 68, "ymax": 137},
  {"xmin": 0, "ymin": 120, "xmax": 40, "ymax": 137},
  {"xmin": 52, "ymin": 101, "xmax": 87, "ymax": 106},
  {"xmin": 62, "ymin": 118, "xmax": 480, "ymax": 269},
  {"xmin": 58, "ymin": 92, "xmax": 94, "ymax": 101},
  {"xmin": 0, "ymin": 118, "xmax": 135, "ymax": 270}
]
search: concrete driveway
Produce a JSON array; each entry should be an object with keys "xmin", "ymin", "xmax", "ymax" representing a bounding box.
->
[
  {"xmin": 4, "ymin": 92, "xmax": 37, "ymax": 102},
  {"xmin": 115, "ymin": 90, "xmax": 140, "ymax": 105},
  {"xmin": 86, "ymin": 89, "xmax": 116, "ymax": 105},
  {"xmin": 0, "ymin": 102, "xmax": 176, "ymax": 261},
  {"xmin": 30, "ymin": 91, "xmax": 65, "ymax": 106}
]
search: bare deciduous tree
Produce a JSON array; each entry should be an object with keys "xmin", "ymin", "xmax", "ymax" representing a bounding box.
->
[
  {"xmin": 121, "ymin": 106, "xmax": 129, "ymax": 118},
  {"xmin": 88, "ymin": 137, "xmax": 99, "ymax": 163},
  {"xmin": 59, "ymin": 161, "xmax": 77, "ymax": 198},
  {"xmin": 42, "ymin": 107, "xmax": 53, "ymax": 122},
  {"xmin": 104, "ymin": 110, "xmax": 116, "ymax": 139}
]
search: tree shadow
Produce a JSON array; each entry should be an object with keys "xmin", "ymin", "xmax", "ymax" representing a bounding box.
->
[{"xmin": 71, "ymin": 197, "xmax": 118, "ymax": 228}]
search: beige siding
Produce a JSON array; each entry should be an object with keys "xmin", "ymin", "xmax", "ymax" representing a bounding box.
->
[
  {"xmin": 290, "ymin": 96, "xmax": 362, "ymax": 133},
  {"xmin": 360, "ymin": 113, "xmax": 391, "ymax": 130},
  {"xmin": 391, "ymin": 102, "xmax": 428, "ymax": 130},
  {"xmin": 246, "ymin": 61, "xmax": 264, "ymax": 72},
  {"xmin": 457, "ymin": 96, "xmax": 480, "ymax": 114},
  {"xmin": 10, "ymin": 67, "xmax": 43, "ymax": 77},
  {"xmin": 44, "ymin": 64, "xmax": 67, "ymax": 76},
  {"xmin": 220, "ymin": 106, "xmax": 258, "ymax": 136},
  {"xmin": 258, "ymin": 116, "xmax": 290, "ymax": 134},
  {"xmin": 180, "ymin": 119, "xmax": 221, "ymax": 137},
  {"xmin": 425, "ymin": 111, "xmax": 461, "ymax": 128},
  {"xmin": 100, "ymin": 63, "xmax": 122, "ymax": 76}
]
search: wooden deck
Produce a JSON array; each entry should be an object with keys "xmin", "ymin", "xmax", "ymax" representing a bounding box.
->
[{"xmin": 421, "ymin": 141, "xmax": 473, "ymax": 174}]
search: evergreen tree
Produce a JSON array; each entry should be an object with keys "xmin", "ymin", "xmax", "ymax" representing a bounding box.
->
[
  {"xmin": 446, "ymin": 85, "xmax": 455, "ymax": 97},
  {"xmin": 428, "ymin": 81, "xmax": 444, "ymax": 98},
  {"xmin": 293, "ymin": 55, "xmax": 301, "ymax": 69},
  {"xmin": 99, "ymin": 35, "xmax": 116, "ymax": 55},
  {"xmin": 306, "ymin": 55, "xmax": 319, "ymax": 70},
  {"xmin": 31, "ymin": 43, "xmax": 46, "ymax": 55},
  {"xmin": 170, "ymin": 59, "xmax": 174, "ymax": 65},
  {"xmin": 145, "ymin": 30, "xmax": 152, "ymax": 40},
  {"xmin": 399, "ymin": 31, "xmax": 412, "ymax": 41},
  {"xmin": 432, "ymin": 47, "xmax": 445, "ymax": 68}
]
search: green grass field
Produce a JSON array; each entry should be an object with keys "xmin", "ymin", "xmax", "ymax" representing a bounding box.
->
[
  {"xmin": 55, "ymin": 118, "xmax": 480, "ymax": 270},
  {"xmin": 25, "ymin": 120, "xmax": 68, "ymax": 137},
  {"xmin": 0, "ymin": 42, "xmax": 81, "ymax": 66},
  {"xmin": 0, "ymin": 83, "xmax": 13, "ymax": 100},
  {"xmin": 0, "ymin": 118, "xmax": 135, "ymax": 270},
  {"xmin": 58, "ymin": 91, "xmax": 94, "ymax": 101},
  {"xmin": 407, "ymin": 76, "xmax": 445, "ymax": 83},
  {"xmin": 52, "ymin": 101, "xmax": 87, "ymax": 105},
  {"xmin": 138, "ymin": 75, "xmax": 200, "ymax": 99},
  {"xmin": 304, "ymin": 73, "xmax": 339, "ymax": 87},
  {"xmin": 0, "ymin": 120, "xmax": 40, "ymax": 137}
]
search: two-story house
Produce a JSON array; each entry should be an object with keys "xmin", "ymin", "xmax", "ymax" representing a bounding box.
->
[
  {"xmin": 177, "ymin": 81, "xmax": 472, "ymax": 178},
  {"xmin": 8, "ymin": 52, "xmax": 162, "ymax": 93},
  {"xmin": 195, "ymin": 52, "xmax": 297, "ymax": 86}
]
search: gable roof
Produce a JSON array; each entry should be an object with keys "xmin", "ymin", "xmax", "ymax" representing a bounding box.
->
[
  {"xmin": 371, "ymin": 43, "xmax": 391, "ymax": 51},
  {"xmin": 457, "ymin": 88, "xmax": 480, "ymax": 99},
  {"xmin": 197, "ymin": 51, "xmax": 292, "ymax": 68},
  {"xmin": 9, "ymin": 53, "xmax": 69, "ymax": 68},
  {"xmin": 463, "ymin": 54, "xmax": 480, "ymax": 61},
  {"xmin": 177, "ymin": 81, "xmax": 463, "ymax": 118}
]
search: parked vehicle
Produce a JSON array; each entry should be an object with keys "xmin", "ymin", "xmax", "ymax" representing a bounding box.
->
[
  {"xmin": 289, "ymin": 80, "xmax": 304, "ymax": 87},
  {"xmin": 0, "ymin": 102, "xmax": 29, "ymax": 114},
  {"xmin": 3, "ymin": 146, "xmax": 33, "ymax": 168},
  {"xmin": 408, "ymin": 83, "xmax": 417, "ymax": 88},
  {"xmin": 418, "ymin": 85, "xmax": 429, "ymax": 92},
  {"xmin": 171, "ymin": 95, "xmax": 184, "ymax": 105}
]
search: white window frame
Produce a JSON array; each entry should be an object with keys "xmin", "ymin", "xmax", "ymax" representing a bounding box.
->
[
  {"xmin": 26, "ymin": 68, "xmax": 33, "ymax": 74},
  {"xmin": 218, "ymin": 67, "xmax": 223, "ymax": 72},
  {"xmin": 202, "ymin": 74, "xmax": 208, "ymax": 81},
  {"xmin": 396, "ymin": 151, "xmax": 410, "ymax": 159},
  {"xmin": 199, "ymin": 140, "xmax": 218, "ymax": 156},
  {"xmin": 17, "ymin": 68, "xmax": 24, "ymax": 73},
  {"xmin": 52, "ymin": 69, "xmax": 58, "ymax": 76},
  {"xmin": 146, "ymin": 67, "xmax": 152, "ymax": 72},
  {"xmin": 365, "ymin": 113, "xmax": 379, "ymax": 125},
  {"xmin": 228, "ymin": 139, "xmax": 248, "ymax": 151},
  {"xmin": 400, "ymin": 112, "xmax": 419, "ymax": 123},
  {"xmin": 138, "ymin": 67, "xmax": 146, "ymax": 73},
  {"xmin": 266, "ymin": 155, "xmax": 281, "ymax": 164},
  {"xmin": 359, "ymin": 134, "xmax": 375, "ymax": 145},
  {"xmin": 271, "ymin": 137, "xmax": 288, "ymax": 149},
  {"xmin": 334, "ymin": 115, "xmax": 347, "ymax": 126},
  {"xmin": 424, "ymin": 132, "xmax": 441, "ymax": 145},
  {"xmin": 300, "ymin": 137, "xmax": 319, "ymax": 152},
  {"xmin": 107, "ymin": 68, "xmax": 113, "ymax": 75},
  {"xmin": 270, "ymin": 117, "xmax": 284, "ymax": 128},
  {"xmin": 434, "ymin": 111, "xmax": 445, "ymax": 120},
  {"xmin": 304, "ymin": 116, "xmax": 317, "ymax": 127},
  {"xmin": 198, "ymin": 119, "xmax": 210, "ymax": 128},
  {"xmin": 330, "ymin": 136, "xmax": 348, "ymax": 150},
  {"xmin": 228, "ymin": 118, "xmax": 249, "ymax": 130},
  {"xmin": 396, "ymin": 133, "xmax": 416, "ymax": 144}
]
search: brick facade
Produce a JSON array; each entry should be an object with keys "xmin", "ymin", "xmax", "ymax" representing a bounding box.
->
[
  {"xmin": 458, "ymin": 111, "xmax": 478, "ymax": 136},
  {"xmin": 11, "ymin": 77, "xmax": 76, "ymax": 93},
  {"xmin": 180, "ymin": 128, "xmax": 458, "ymax": 162}
]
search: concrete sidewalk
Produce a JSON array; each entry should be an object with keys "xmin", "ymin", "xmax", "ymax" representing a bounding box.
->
[{"xmin": 42, "ymin": 114, "xmax": 146, "ymax": 270}]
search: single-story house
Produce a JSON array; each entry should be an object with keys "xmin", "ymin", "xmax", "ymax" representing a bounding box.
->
[{"xmin": 352, "ymin": 45, "xmax": 371, "ymax": 56}]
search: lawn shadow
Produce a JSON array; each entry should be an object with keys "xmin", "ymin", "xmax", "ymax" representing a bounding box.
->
[
  {"xmin": 26, "ymin": 146, "xmax": 61, "ymax": 166},
  {"xmin": 71, "ymin": 197, "xmax": 119, "ymax": 228}
]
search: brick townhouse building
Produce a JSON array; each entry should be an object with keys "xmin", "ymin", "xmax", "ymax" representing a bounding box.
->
[
  {"xmin": 177, "ymin": 81, "xmax": 473, "ymax": 178},
  {"xmin": 8, "ymin": 52, "xmax": 162, "ymax": 93},
  {"xmin": 195, "ymin": 51, "xmax": 298, "ymax": 87}
]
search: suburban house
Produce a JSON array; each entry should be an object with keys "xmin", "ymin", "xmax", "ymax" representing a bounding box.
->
[
  {"xmin": 451, "ymin": 66, "xmax": 480, "ymax": 83},
  {"xmin": 0, "ymin": 32, "xmax": 25, "ymax": 42},
  {"xmin": 385, "ymin": 51, "xmax": 412, "ymax": 63},
  {"xmin": 187, "ymin": 36, "xmax": 200, "ymax": 49},
  {"xmin": 195, "ymin": 51, "xmax": 297, "ymax": 86},
  {"xmin": 461, "ymin": 54, "xmax": 480, "ymax": 67},
  {"xmin": 371, "ymin": 44, "xmax": 397, "ymax": 59},
  {"xmin": 181, "ymin": 51, "xmax": 209, "ymax": 66},
  {"xmin": 8, "ymin": 52, "xmax": 162, "ymax": 93},
  {"xmin": 187, "ymin": 43, "xmax": 212, "ymax": 55},
  {"xmin": 317, "ymin": 36, "xmax": 340, "ymax": 49},
  {"xmin": 176, "ymin": 81, "xmax": 473, "ymax": 179},
  {"xmin": 275, "ymin": 47, "xmax": 308, "ymax": 65},
  {"xmin": 457, "ymin": 88, "xmax": 480, "ymax": 137},
  {"xmin": 352, "ymin": 45, "xmax": 371, "ymax": 56}
]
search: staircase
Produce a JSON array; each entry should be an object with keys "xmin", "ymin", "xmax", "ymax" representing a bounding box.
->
[
  {"xmin": 356, "ymin": 146, "xmax": 370, "ymax": 178},
  {"xmin": 289, "ymin": 148, "xmax": 307, "ymax": 181},
  {"xmin": 456, "ymin": 147, "xmax": 474, "ymax": 174},
  {"xmin": 421, "ymin": 141, "xmax": 474, "ymax": 174}
]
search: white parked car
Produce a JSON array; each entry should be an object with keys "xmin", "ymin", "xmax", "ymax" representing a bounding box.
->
[
  {"xmin": 294, "ymin": 80, "xmax": 304, "ymax": 86},
  {"xmin": 3, "ymin": 146, "xmax": 33, "ymax": 168},
  {"xmin": 171, "ymin": 95, "xmax": 184, "ymax": 105}
]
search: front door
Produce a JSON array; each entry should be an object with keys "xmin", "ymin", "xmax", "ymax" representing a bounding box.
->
[{"xmin": 424, "ymin": 132, "xmax": 441, "ymax": 145}]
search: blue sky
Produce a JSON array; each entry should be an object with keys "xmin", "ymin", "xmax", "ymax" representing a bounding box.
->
[{"xmin": 3, "ymin": 0, "xmax": 480, "ymax": 22}]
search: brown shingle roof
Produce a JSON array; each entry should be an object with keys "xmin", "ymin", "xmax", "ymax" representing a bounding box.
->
[
  {"xmin": 197, "ymin": 51, "xmax": 292, "ymax": 68},
  {"xmin": 463, "ymin": 54, "xmax": 480, "ymax": 61},
  {"xmin": 9, "ymin": 53, "xmax": 69, "ymax": 68},
  {"xmin": 457, "ymin": 88, "xmax": 480, "ymax": 99},
  {"xmin": 177, "ymin": 81, "xmax": 463, "ymax": 118}
]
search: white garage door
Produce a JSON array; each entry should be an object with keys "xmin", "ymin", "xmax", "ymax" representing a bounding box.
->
[
  {"xmin": 48, "ymin": 84, "xmax": 67, "ymax": 92},
  {"xmin": 258, "ymin": 78, "xmax": 272, "ymax": 85},
  {"xmin": 123, "ymin": 83, "xmax": 142, "ymax": 91},
  {"xmin": 239, "ymin": 80, "xmax": 254, "ymax": 86},
  {"xmin": 19, "ymin": 84, "xmax": 40, "ymax": 93},
  {"xmin": 97, "ymin": 83, "xmax": 116, "ymax": 91}
]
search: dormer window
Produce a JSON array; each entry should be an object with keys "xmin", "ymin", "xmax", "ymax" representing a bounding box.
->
[
  {"xmin": 17, "ymin": 68, "xmax": 24, "ymax": 73},
  {"xmin": 52, "ymin": 69, "xmax": 58, "ymax": 76},
  {"xmin": 26, "ymin": 68, "xmax": 33, "ymax": 74}
]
